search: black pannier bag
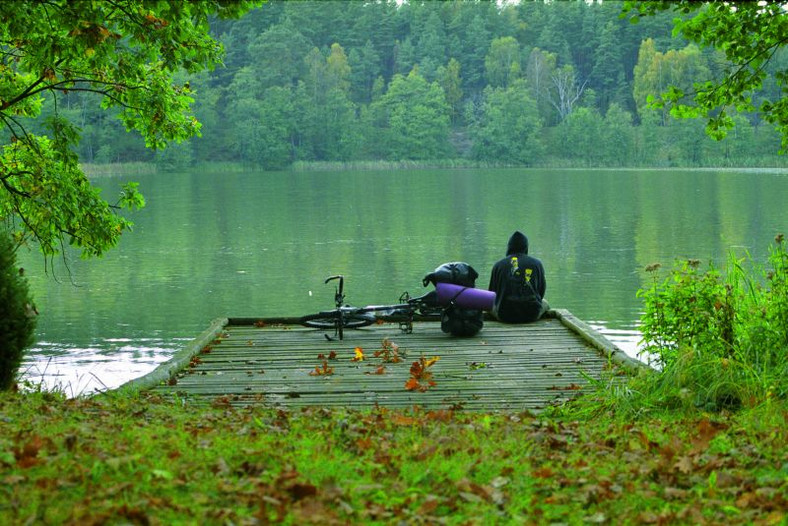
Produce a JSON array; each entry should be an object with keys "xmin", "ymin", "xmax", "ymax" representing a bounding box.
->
[{"xmin": 423, "ymin": 262, "xmax": 484, "ymax": 337}]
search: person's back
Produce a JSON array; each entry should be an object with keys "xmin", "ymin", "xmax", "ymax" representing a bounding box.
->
[{"xmin": 488, "ymin": 231, "xmax": 548, "ymax": 323}]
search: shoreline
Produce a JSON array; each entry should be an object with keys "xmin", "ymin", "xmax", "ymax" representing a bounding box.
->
[{"xmin": 80, "ymin": 160, "xmax": 788, "ymax": 177}]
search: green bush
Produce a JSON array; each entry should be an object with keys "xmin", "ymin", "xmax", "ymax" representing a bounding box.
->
[
  {"xmin": 634, "ymin": 234, "xmax": 788, "ymax": 411},
  {"xmin": 0, "ymin": 230, "xmax": 37, "ymax": 390}
]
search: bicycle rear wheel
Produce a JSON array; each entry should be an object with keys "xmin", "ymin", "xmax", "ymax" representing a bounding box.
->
[{"xmin": 300, "ymin": 312, "xmax": 376, "ymax": 329}]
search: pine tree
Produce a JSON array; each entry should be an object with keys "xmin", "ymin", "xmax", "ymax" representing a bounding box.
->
[{"xmin": 0, "ymin": 232, "xmax": 37, "ymax": 390}]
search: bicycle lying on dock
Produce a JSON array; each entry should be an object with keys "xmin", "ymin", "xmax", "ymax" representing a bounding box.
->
[
  {"xmin": 299, "ymin": 274, "xmax": 496, "ymax": 340},
  {"xmin": 299, "ymin": 275, "xmax": 443, "ymax": 340}
]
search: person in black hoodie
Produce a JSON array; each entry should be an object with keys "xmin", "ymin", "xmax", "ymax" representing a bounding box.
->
[{"xmin": 488, "ymin": 231, "xmax": 549, "ymax": 323}]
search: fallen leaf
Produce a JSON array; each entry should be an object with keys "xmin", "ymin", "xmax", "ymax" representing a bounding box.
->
[
  {"xmin": 674, "ymin": 455, "xmax": 693, "ymax": 474},
  {"xmin": 531, "ymin": 467, "xmax": 554, "ymax": 479},
  {"xmin": 459, "ymin": 491, "xmax": 483, "ymax": 503},
  {"xmin": 287, "ymin": 482, "xmax": 317, "ymax": 501},
  {"xmin": 404, "ymin": 356, "xmax": 440, "ymax": 391},
  {"xmin": 418, "ymin": 496, "xmax": 440, "ymax": 515},
  {"xmin": 405, "ymin": 378, "xmax": 422, "ymax": 392},
  {"xmin": 309, "ymin": 360, "xmax": 334, "ymax": 376},
  {"xmin": 663, "ymin": 487, "xmax": 688, "ymax": 500},
  {"xmin": 584, "ymin": 512, "xmax": 606, "ymax": 523},
  {"xmin": 390, "ymin": 414, "xmax": 417, "ymax": 426}
]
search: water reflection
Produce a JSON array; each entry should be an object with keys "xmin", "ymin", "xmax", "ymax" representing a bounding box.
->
[
  {"xmin": 21, "ymin": 338, "xmax": 188, "ymax": 395},
  {"xmin": 589, "ymin": 323, "xmax": 644, "ymax": 361}
]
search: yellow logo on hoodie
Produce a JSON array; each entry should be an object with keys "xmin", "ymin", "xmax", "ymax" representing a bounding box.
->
[{"xmin": 510, "ymin": 257, "xmax": 532, "ymax": 283}]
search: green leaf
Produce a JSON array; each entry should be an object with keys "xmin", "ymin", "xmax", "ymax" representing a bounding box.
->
[
  {"xmin": 151, "ymin": 469, "xmax": 174, "ymax": 480},
  {"xmin": 119, "ymin": 182, "xmax": 146, "ymax": 211}
]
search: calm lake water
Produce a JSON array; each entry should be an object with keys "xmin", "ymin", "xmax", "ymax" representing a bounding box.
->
[{"xmin": 17, "ymin": 168, "xmax": 788, "ymax": 394}]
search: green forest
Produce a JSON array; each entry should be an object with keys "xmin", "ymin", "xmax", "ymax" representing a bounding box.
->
[{"xmin": 37, "ymin": 0, "xmax": 788, "ymax": 170}]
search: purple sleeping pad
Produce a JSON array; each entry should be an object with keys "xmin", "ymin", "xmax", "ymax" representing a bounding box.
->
[{"xmin": 435, "ymin": 282, "xmax": 496, "ymax": 311}]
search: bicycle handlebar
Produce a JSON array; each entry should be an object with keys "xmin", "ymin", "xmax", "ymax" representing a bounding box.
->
[
  {"xmin": 325, "ymin": 275, "xmax": 345, "ymax": 308},
  {"xmin": 324, "ymin": 274, "xmax": 344, "ymax": 287}
]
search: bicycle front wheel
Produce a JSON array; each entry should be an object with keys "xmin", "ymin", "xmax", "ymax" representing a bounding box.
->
[{"xmin": 300, "ymin": 312, "xmax": 376, "ymax": 329}]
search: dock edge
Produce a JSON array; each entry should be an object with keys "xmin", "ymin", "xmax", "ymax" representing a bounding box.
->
[
  {"xmin": 550, "ymin": 309, "xmax": 651, "ymax": 373},
  {"xmin": 110, "ymin": 317, "xmax": 229, "ymax": 395}
]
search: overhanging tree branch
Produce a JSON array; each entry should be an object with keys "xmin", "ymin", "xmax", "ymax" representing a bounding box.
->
[
  {"xmin": 0, "ymin": 59, "xmax": 65, "ymax": 111},
  {"xmin": 1, "ymin": 0, "xmax": 262, "ymax": 260}
]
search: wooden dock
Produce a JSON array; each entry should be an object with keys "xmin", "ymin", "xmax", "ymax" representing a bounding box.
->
[{"xmin": 119, "ymin": 310, "xmax": 647, "ymax": 412}]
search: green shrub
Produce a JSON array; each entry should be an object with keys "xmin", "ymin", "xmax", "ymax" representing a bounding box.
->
[
  {"xmin": 634, "ymin": 234, "xmax": 788, "ymax": 411},
  {"xmin": 0, "ymin": 230, "xmax": 37, "ymax": 390}
]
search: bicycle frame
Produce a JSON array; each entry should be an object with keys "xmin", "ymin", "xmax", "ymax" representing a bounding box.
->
[{"xmin": 300, "ymin": 275, "xmax": 440, "ymax": 340}]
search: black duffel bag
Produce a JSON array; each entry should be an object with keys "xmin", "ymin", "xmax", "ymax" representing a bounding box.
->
[{"xmin": 423, "ymin": 261, "xmax": 484, "ymax": 337}]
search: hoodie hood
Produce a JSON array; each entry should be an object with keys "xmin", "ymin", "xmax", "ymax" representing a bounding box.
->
[{"xmin": 506, "ymin": 231, "xmax": 528, "ymax": 255}]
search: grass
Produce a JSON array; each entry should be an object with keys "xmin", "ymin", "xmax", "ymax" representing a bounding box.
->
[{"xmin": 1, "ymin": 389, "xmax": 786, "ymax": 524}]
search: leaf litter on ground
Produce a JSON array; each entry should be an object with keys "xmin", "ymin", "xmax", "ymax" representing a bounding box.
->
[{"xmin": 0, "ymin": 390, "xmax": 786, "ymax": 524}]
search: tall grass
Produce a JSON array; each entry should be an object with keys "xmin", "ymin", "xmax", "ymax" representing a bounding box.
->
[
  {"xmin": 80, "ymin": 162, "xmax": 157, "ymax": 177},
  {"xmin": 583, "ymin": 235, "xmax": 787, "ymax": 415},
  {"xmin": 288, "ymin": 159, "xmax": 522, "ymax": 171}
]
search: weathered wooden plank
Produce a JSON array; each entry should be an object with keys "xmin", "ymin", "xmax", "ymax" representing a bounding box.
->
[
  {"xmin": 145, "ymin": 314, "xmax": 640, "ymax": 411},
  {"xmin": 160, "ymin": 391, "xmax": 584, "ymax": 410},
  {"xmin": 551, "ymin": 309, "xmax": 648, "ymax": 372},
  {"xmin": 169, "ymin": 371, "xmax": 598, "ymax": 387},
  {"xmin": 201, "ymin": 348, "xmax": 593, "ymax": 360},
  {"xmin": 191, "ymin": 356, "xmax": 607, "ymax": 368}
]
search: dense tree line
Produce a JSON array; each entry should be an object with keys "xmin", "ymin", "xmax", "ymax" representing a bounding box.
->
[{"xmin": 51, "ymin": 0, "xmax": 788, "ymax": 169}]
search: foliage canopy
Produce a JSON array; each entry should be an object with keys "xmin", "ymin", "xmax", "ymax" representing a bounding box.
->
[
  {"xmin": 19, "ymin": 1, "xmax": 785, "ymax": 170},
  {"xmin": 623, "ymin": 1, "xmax": 788, "ymax": 152},
  {"xmin": 0, "ymin": 0, "xmax": 260, "ymax": 258}
]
